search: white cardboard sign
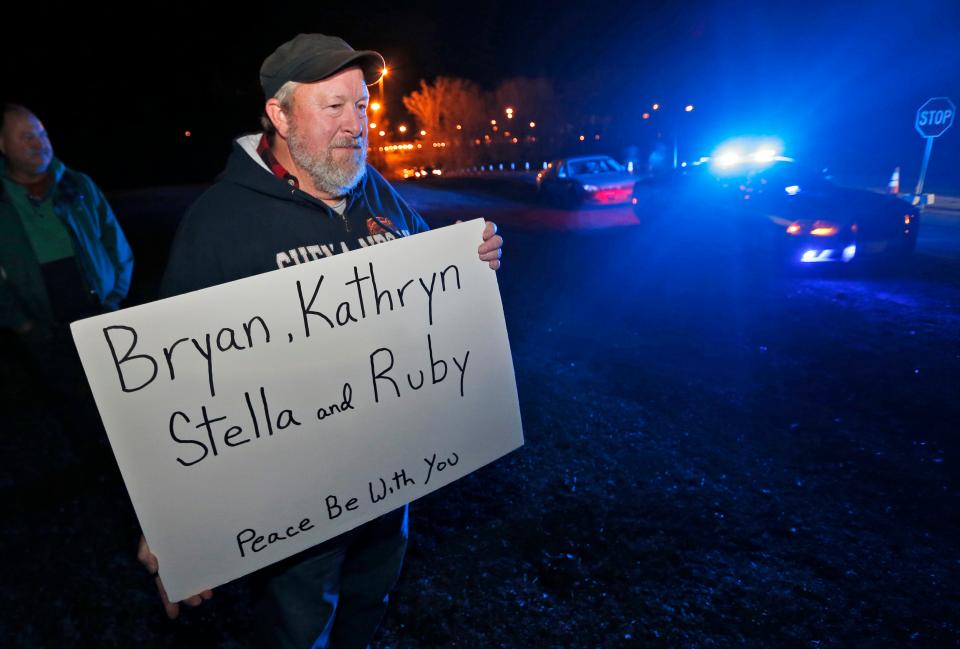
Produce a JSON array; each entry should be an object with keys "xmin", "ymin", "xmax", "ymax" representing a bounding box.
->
[{"xmin": 70, "ymin": 219, "xmax": 523, "ymax": 601}]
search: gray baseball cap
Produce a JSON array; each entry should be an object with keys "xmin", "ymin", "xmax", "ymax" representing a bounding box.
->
[{"xmin": 260, "ymin": 33, "xmax": 385, "ymax": 98}]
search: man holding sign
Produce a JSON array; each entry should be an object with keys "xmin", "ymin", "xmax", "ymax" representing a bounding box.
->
[{"xmin": 137, "ymin": 34, "xmax": 504, "ymax": 648}]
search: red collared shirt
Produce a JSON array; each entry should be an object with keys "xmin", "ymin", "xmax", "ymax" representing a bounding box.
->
[{"xmin": 256, "ymin": 133, "xmax": 300, "ymax": 189}]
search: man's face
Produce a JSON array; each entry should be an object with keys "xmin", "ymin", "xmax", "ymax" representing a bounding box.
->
[
  {"xmin": 285, "ymin": 66, "xmax": 369, "ymax": 197},
  {"xmin": 0, "ymin": 111, "xmax": 53, "ymax": 176}
]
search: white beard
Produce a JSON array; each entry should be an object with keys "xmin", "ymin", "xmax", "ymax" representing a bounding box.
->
[{"xmin": 287, "ymin": 127, "xmax": 367, "ymax": 197}]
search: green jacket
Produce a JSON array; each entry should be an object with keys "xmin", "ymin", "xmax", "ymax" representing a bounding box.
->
[{"xmin": 0, "ymin": 157, "xmax": 134, "ymax": 328}]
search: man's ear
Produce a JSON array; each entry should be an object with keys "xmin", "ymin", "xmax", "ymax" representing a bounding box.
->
[{"xmin": 265, "ymin": 99, "xmax": 291, "ymax": 138}]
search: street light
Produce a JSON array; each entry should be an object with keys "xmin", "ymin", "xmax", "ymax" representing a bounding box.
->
[{"xmin": 377, "ymin": 66, "xmax": 388, "ymax": 115}]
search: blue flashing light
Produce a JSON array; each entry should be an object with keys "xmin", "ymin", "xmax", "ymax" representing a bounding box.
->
[
  {"xmin": 714, "ymin": 149, "xmax": 743, "ymax": 168},
  {"xmin": 842, "ymin": 244, "xmax": 856, "ymax": 262},
  {"xmin": 752, "ymin": 148, "xmax": 777, "ymax": 163}
]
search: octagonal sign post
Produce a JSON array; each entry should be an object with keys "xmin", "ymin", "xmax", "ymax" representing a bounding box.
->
[{"xmin": 914, "ymin": 97, "xmax": 955, "ymax": 195}]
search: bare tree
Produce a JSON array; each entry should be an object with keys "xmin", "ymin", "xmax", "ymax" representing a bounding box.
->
[{"xmin": 403, "ymin": 77, "xmax": 487, "ymax": 168}]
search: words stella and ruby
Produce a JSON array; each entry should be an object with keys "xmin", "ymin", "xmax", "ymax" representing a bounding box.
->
[{"xmin": 169, "ymin": 332, "xmax": 469, "ymax": 468}]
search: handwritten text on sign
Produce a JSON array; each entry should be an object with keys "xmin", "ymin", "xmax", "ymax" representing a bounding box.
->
[{"xmin": 71, "ymin": 220, "xmax": 523, "ymax": 602}]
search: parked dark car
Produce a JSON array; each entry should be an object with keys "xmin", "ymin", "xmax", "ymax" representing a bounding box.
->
[{"xmin": 536, "ymin": 156, "xmax": 635, "ymax": 207}]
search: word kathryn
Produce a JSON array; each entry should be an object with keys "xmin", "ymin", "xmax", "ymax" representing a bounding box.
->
[{"xmin": 296, "ymin": 262, "xmax": 462, "ymax": 337}]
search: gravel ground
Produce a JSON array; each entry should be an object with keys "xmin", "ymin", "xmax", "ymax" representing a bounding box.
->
[{"xmin": 2, "ymin": 182, "xmax": 957, "ymax": 648}]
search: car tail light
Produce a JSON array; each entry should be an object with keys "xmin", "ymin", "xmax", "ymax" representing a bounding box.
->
[
  {"xmin": 810, "ymin": 221, "xmax": 839, "ymax": 236},
  {"xmin": 786, "ymin": 222, "xmax": 803, "ymax": 235},
  {"xmin": 904, "ymin": 214, "xmax": 912, "ymax": 225}
]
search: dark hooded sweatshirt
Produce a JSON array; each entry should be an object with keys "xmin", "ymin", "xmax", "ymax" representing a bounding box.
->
[{"xmin": 161, "ymin": 134, "xmax": 429, "ymax": 298}]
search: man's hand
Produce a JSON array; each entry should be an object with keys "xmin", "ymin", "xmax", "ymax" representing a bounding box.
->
[
  {"xmin": 137, "ymin": 535, "xmax": 213, "ymax": 619},
  {"xmin": 478, "ymin": 221, "xmax": 503, "ymax": 270}
]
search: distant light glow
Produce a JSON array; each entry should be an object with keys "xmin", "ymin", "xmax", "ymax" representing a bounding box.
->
[
  {"xmin": 369, "ymin": 122, "xmax": 377, "ymax": 129},
  {"xmin": 680, "ymin": 161, "xmax": 687, "ymax": 167},
  {"xmin": 652, "ymin": 103, "xmax": 660, "ymax": 110},
  {"xmin": 904, "ymin": 214, "xmax": 912, "ymax": 224},
  {"xmin": 642, "ymin": 112, "xmax": 650, "ymax": 119},
  {"xmin": 491, "ymin": 119, "xmax": 497, "ymax": 125},
  {"xmin": 184, "ymin": 131, "xmax": 191, "ymax": 138},
  {"xmin": 529, "ymin": 121, "xmax": 536, "ymax": 128},
  {"xmin": 420, "ymin": 130, "xmax": 427, "ymax": 136},
  {"xmin": 579, "ymin": 135, "xmax": 585, "ymax": 141},
  {"xmin": 371, "ymin": 102, "xmax": 381, "ymax": 112},
  {"xmin": 842, "ymin": 245, "xmax": 856, "ymax": 262},
  {"xmin": 456, "ymin": 124, "xmax": 462, "ymax": 130},
  {"xmin": 786, "ymin": 222, "xmax": 803, "ymax": 235},
  {"xmin": 583, "ymin": 184, "xmax": 599, "ymax": 192},
  {"xmin": 378, "ymin": 130, "xmax": 385, "ymax": 136},
  {"xmin": 785, "ymin": 185, "xmax": 801, "ymax": 195},
  {"xmin": 684, "ymin": 104, "xmax": 694, "ymax": 112},
  {"xmin": 398, "ymin": 125, "xmax": 407, "ymax": 133}
]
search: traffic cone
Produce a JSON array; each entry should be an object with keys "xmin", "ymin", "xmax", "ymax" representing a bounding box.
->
[{"xmin": 888, "ymin": 167, "xmax": 900, "ymax": 195}]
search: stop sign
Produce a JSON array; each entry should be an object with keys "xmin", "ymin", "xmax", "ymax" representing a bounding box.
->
[{"xmin": 915, "ymin": 97, "xmax": 955, "ymax": 138}]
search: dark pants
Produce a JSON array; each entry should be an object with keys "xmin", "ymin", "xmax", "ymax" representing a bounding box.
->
[{"xmin": 253, "ymin": 505, "xmax": 409, "ymax": 649}]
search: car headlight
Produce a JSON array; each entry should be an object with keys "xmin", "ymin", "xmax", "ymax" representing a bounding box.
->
[{"xmin": 583, "ymin": 184, "xmax": 599, "ymax": 192}]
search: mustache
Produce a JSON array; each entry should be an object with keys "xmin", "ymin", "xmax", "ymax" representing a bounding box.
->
[{"xmin": 330, "ymin": 137, "xmax": 363, "ymax": 148}]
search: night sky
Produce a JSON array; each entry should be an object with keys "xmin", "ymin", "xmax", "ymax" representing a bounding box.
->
[{"xmin": 3, "ymin": 1, "xmax": 958, "ymax": 190}]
